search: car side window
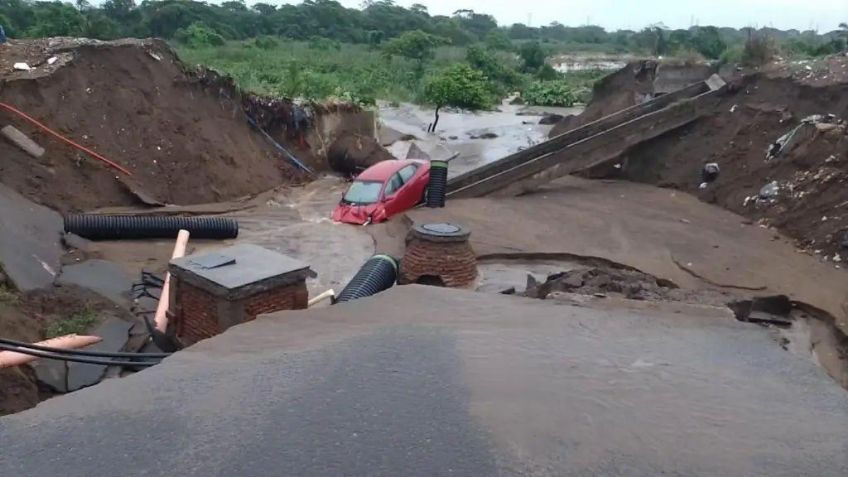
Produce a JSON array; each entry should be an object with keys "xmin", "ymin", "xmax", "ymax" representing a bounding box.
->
[
  {"xmin": 384, "ymin": 173, "xmax": 404, "ymax": 196},
  {"xmin": 398, "ymin": 165, "xmax": 418, "ymax": 184}
]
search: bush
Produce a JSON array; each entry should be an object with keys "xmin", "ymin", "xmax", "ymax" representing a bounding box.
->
[
  {"xmin": 741, "ymin": 33, "xmax": 777, "ymax": 66},
  {"xmin": 522, "ymin": 81, "xmax": 578, "ymax": 107},
  {"xmin": 174, "ymin": 22, "xmax": 225, "ymax": 48},
  {"xmin": 254, "ymin": 35, "xmax": 279, "ymax": 50},
  {"xmin": 519, "ymin": 41, "xmax": 546, "ymax": 72},
  {"xmin": 423, "ymin": 63, "xmax": 493, "ymax": 111},
  {"xmin": 536, "ymin": 63, "xmax": 559, "ymax": 81},
  {"xmin": 465, "ymin": 45, "xmax": 524, "ymax": 95}
]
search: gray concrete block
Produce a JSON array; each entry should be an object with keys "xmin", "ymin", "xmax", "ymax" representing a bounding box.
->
[
  {"xmin": 1, "ymin": 125, "xmax": 45, "ymax": 158},
  {"xmin": 0, "ymin": 183, "xmax": 63, "ymax": 291},
  {"xmin": 58, "ymin": 259, "xmax": 134, "ymax": 306}
]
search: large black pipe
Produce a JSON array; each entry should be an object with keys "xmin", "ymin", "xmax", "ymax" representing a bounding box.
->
[
  {"xmin": 65, "ymin": 215, "xmax": 239, "ymax": 240},
  {"xmin": 335, "ymin": 254, "xmax": 398, "ymax": 304},
  {"xmin": 426, "ymin": 160, "xmax": 448, "ymax": 208}
]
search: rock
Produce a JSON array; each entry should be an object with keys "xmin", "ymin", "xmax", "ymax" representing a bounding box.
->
[
  {"xmin": 842, "ymin": 234, "xmax": 848, "ymax": 249},
  {"xmin": 61, "ymin": 233, "xmax": 100, "ymax": 254},
  {"xmin": 327, "ymin": 133, "xmax": 394, "ymax": 176},
  {"xmin": 759, "ymin": 181, "xmax": 780, "ymax": 200},
  {"xmin": 1, "ymin": 125, "xmax": 45, "ymax": 158},
  {"xmin": 405, "ymin": 142, "xmax": 431, "ymax": 160},
  {"xmin": 470, "ymin": 132, "xmax": 498, "ymax": 140},
  {"xmin": 538, "ymin": 114, "xmax": 564, "ymax": 125},
  {"xmin": 559, "ymin": 272, "xmax": 585, "ymax": 289},
  {"xmin": 33, "ymin": 318, "xmax": 133, "ymax": 393},
  {"xmin": 58, "ymin": 260, "xmax": 134, "ymax": 306}
]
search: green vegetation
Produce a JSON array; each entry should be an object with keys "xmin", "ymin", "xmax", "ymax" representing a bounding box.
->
[
  {"xmin": 45, "ymin": 309, "xmax": 97, "ymax": 338},
  {"xmin": 522, "ymin": 69, "xmax": 607, "ymax": 107},
  {"xmin": 0, "ymin": 284, "xmax": 17, "ymax": 305},
  {"xmin": 423, "ymin": 64, "xmax": 493, "ymax": 130},
  {"xmin": 2, "ymin": 1, "xmax": 845, "ymax": 107}
]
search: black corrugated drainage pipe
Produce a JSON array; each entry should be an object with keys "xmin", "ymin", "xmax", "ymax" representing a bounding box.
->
[
  {"xmin": 65, "ymin": 215, "xmax": 239, "ymax": 240},
  {"xmin": 426, "ymin": 160, "xmax": 448, "ymax": 208},
  {"xmin": 334, "ymin": 254, "xmax": 398, "ymax": 304}
]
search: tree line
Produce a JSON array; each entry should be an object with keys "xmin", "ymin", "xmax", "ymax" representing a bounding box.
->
[{"xmin": 1, "ymin": 0, "xmax": 846, "ymax": 60}]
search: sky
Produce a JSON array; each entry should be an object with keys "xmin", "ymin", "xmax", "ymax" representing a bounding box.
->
[{"xmin": 278, "ymin": 0, "xmax": 848, "ymax": 32}]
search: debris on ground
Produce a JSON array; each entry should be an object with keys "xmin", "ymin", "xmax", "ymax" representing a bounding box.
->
[
  {"xmin": 699, "ymin": 162, "xmax": 720, "ymax": 189},
  {"xmin": 327, "ymin": 133, "xmax": 394, "ymax": 176},
  {"xmin": 522, "ymin": 265, "xmax": 735, "ymax": 307},
  {"xmin": 604, "ymin": 54, "xmax": 848, "ymax": 259},
  {"xmin": 0, "ymin": 38, "xmax": 305, "ymax": 212},
  {"xmin": 538, "ymin": 114, "xmax": 564, "ymax": 125}
]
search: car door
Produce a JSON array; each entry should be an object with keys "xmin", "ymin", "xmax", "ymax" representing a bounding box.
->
[
  {"xmin": 380, "ymin": 171, "xmax": 406, "ymax": 217},
  {"xmin": 387, "ymin": 165, "xmax": 424, "ymax": 216}
]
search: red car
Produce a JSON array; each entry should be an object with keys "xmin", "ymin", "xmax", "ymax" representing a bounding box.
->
[{"xmin": 333, "ymin": 159, "xmax": 431, "ymax": 225}]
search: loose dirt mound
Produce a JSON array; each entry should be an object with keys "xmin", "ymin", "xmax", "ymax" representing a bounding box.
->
[
  {"xmin": 0, "ymin": 38, "xmax": 300, "ymax": 212},
  {"xmin": 327, "ymin": 133, "xmax": 395, "ymax": 176},
  {"xmin": 609, "ymin": 62, "xmax": 848, "ymax": 260}
]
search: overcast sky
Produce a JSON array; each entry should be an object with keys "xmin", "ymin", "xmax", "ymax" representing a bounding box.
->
[{"xmin": 277, "ymin": 0, "xmax": 848, "ymax": 32}]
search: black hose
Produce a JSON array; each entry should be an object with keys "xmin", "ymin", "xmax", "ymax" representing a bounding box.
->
[
  {"xmin": 0, "ymin": 337, "xmax": 171, "ymax": 358},
  {"xmin": 64, "ymin": 215, "xmax": 239, "ymax": 240},
  {"xmin": 426, "ymin": 160, "xmax": 448, "ymax": 208},
  {"xmin": 335, "ymin": 255, "xmax": 398, "ymax": 304},
  {"xmin": 0, "ymin": 344, "xmax": 161, "ymax": 367}
]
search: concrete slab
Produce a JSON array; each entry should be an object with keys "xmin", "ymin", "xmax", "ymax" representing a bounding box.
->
[
  {"xmin": 0, "ymin": 183, "xmax": 63, "ymax": 291},
  {"xmin": 2, "ymin": 286, "xmax": 847, "ymax": 476},
  {"xmin": 32, "ymin": 318, "xmax": 133, "ymax": 393},
  {"xmin": 57, "ymin": 259, "xmax": 134, "ymax": 306}
]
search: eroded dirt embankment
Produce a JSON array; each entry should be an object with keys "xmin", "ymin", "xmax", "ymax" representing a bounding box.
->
[
  {"xmin": 0, "ymin": 39, "xmax": 303, "ymax": 212},
  {"xmin": 563, "ymin": 57, "xmax": 848, "ymax": 260}
]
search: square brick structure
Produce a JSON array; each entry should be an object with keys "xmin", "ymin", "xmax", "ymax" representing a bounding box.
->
[{"xmin": 169, "ymin": 244, "xmax": 313, "ymax": 345}]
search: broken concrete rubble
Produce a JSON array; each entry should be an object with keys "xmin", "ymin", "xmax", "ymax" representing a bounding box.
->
[
  {"xmin": 0, "ymin": 183, "xmax": 63, "ymax": 291},
  {"xmin": 32, "ymin": 318, "xmax": 133, "ymax": 393}
]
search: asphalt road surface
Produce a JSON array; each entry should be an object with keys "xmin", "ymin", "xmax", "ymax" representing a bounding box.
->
[{"xmin": 2, "ymin": 286, "xmax": 847, "ymax": 476}]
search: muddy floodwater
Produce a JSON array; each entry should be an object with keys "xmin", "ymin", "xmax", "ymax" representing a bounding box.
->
[{"xmin": 379, "ymin": 101, "xmax": 583, "ymax": 176}]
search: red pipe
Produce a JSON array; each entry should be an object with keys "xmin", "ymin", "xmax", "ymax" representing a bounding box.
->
[{"xmin": 0, "ymin": 102, "xmax": 132, "ymax": 176}]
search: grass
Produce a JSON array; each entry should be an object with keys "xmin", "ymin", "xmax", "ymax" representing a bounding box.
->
[
  {"xmin": 45, "ymin": 309, "xmax": 98, "ymax": 338},
  {"xmin": 0, "ymin": 284, "xmax": 17, "ymax": 305},
  {"xmin": 176, "ymin": 40, "xmax": 469, "ymax": 105}
]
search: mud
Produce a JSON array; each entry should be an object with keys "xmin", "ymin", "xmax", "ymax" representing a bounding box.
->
[
  {"xmin": 0, "ymin": 284, "xmax": 136, "ymax": 416},
  {"xmin": 0, "ymin": 39, "xmax": 302, "ymax": 212},
  {"xmin": 327, "ymin": 133, "xmax": 394, "ymax": 176},
  {"xmin": 606, "ymin": 63, "xmax": 848, "ymax": 259}
]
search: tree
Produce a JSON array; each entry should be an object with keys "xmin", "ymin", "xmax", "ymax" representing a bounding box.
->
[
  {"xmin": 423, "ymin": 63, "xmax": 492, "ymax": 132},
  {"xmin": 519, "ymin": 41, "xmax": 546, "ymax": 72},
  {"xmin": 690, "ymin": 26, "xmax": 726, "ymax": 59},
  {"xmin": 382, "ymin": 30, "xmax": 448, "ymax": 69},
  {"xmin": 27, "ymin": 2, "xmax": 86, "ymax": 37},
  {"xmin": 484, "ymin": 29, "xmax": 512, "ymax": 50}
]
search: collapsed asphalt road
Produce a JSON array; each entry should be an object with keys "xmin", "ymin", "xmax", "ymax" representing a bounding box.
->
[{"xmin": 1, "ymin": 286, "xmax": 847, "ymax": 476}]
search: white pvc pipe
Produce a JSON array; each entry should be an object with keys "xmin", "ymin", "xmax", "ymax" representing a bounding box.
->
[
  {"xmin": 308, "ymin": 289, "xmax": 336, "ymax": 307},
  {"xmin": 154, "ymin": 229, "xmax": 190, "ymax": 333}
]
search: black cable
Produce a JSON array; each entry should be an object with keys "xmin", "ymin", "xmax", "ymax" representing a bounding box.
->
[
  {"xmin": 0, "ymin": 337, "xmax": 171, "ymax": 358},
  {"xmin": 0, "ymin": 344, "xmax": 161, "ymax": 367}
]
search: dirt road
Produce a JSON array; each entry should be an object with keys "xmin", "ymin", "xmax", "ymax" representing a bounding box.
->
[{"xmin": 404, "ymin": 176, "xmax": 848, "ymax": 333}]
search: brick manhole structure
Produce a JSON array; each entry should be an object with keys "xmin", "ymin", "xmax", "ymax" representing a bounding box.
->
[
  {"xmin": 399, "ymin": 222, "xmax": 477, "ymax": 287},
  {"xmin": 168, "ymin": 244, "xmax": 313, "ymax": 345}
]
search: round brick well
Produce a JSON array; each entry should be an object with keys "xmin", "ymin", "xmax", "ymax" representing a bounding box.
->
[{"xmin": 399, "ymin": 223, "xmax": 477, "ymax": 288}]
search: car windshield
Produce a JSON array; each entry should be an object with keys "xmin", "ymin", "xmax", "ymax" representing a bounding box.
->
[{"xmin": 343, "ymin": 180, "xmax": 383, "ymax": 204}]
